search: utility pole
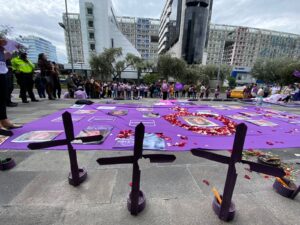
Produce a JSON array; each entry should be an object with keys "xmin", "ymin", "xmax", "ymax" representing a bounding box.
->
[{"xmin": 65, "ymin": 0, "xmax": 74, "ymax": 73}]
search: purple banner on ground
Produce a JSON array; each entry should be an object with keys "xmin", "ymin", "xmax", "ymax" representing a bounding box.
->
[{"xmin": 1, "ymin": 103, "xmax": 299, "ymax": 151}]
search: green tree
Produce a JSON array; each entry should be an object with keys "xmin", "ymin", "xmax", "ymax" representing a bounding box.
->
[
  {"xmin": 157, "ymin": 54, "xmax": 187, "ymax": 80},
  {"xmin": 200, "ymin": 64, "xmax": 231, "ymax": 82},
  {"xmin": 227, "ymin": 76, "xmax": 237, "ymax": 88},
  {"xmin": 143, "ymin": 73, "xmax": 160, "ymax": 84},
  {"xmin": 89, "ymin": 48, "xmax": 141, "ymax": 80},
  {"xmin": 252, "ymin": 58, "xmax": 300, "ymax": 86}
]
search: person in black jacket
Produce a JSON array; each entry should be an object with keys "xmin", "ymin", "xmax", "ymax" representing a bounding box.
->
[{"xmin": 38, "ymin": 53, "xmax": 55, "ymax": 100}]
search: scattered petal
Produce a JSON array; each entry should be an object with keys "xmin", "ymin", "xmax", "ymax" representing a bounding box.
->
[
  {"xmin": 244, "ymin": 175, "xmax": 251, "ymax": 180},
  {"xmin": 203, "ymin": 179, "xmax": 210, "ymax": 186}
]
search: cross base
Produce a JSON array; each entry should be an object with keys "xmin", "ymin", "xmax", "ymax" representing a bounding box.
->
[
  {"xmin": 68, "ymin": 168, "xmax": 88, "ymax": 187},
  {"xmin": 212, "ymin": 195, "xmax": 236, "ymax": 222},
  {"xmin": 0, "ymin": 158, "xmax": 16, "ymax": 171},
  {"xmin": 127, "ymin": 190, "xmax": 146, "ymax": 215},
  {"xmin": 273, "ymin": 178, "xmax": 298, "ymax": 199}
]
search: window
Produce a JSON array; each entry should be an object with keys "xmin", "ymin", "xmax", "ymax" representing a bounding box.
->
[
  {"xmin": 89, "ymin": 32, "xmax": 94, "ymax": 39},
  {"xmin": 88, "ymin": 21, "xmax": 94, "ymax": 28},
  {"xmin": 87, "ymin": 8, "xmax": 93, "ymax": 15},
  {"xmin": 90, "ymin": 44, "xmax": 95, "ymax": 51}
]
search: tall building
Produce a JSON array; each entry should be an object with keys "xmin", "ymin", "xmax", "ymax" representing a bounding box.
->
[
  {"xmin": 117, "ymin": 16, "xmax": 160, "ymax": 61},
  {"xmin": 206, "ymin": 24, "xmax": 300, "ymax": 67},
  {"xmin": 62, "ymin": 13, "xmax": 84, "ymax": 64},
  {"xmin": 17, "ymin": 35, "xmax": 57, "ymax": 63},
  {"xmin": 79, "ymin": 0, "xmax": 140, "ymax": 68},
  {"xmin": 158, "ymin": 0, "xmax": 213, "ymax": 64}
]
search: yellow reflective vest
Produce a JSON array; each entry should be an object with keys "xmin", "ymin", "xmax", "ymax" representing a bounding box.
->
[{"xmin": 11, "ymin": 56, "xmax": 35, "ymax": 74}]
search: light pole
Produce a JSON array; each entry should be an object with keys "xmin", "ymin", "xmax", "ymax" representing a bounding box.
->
[
  {"xmin": 217, "ymin": 31, "xmax": 234, "ymax": 86},
  {"xmin": 59, "ymin": 0, "xmax": 74, "ymax": 73}
]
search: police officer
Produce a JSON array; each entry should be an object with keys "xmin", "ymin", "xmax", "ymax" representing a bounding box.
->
[{"xmin": 12, "ymin": 52, "xmax": 38, "ymax": 103}]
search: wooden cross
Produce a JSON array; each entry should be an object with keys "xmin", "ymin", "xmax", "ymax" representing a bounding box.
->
[
  {"xmin": 191, "ymin": 123, "xmax": 286, "ymax": 221},
  {"xmin": 28, "ymin": 111, "xmax": 103, "ymax": 187},
  {"xmin": 97, "ymin": 123, "xmax": 176, "ymax": 215}
]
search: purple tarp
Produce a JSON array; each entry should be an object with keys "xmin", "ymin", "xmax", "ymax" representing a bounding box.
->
[{"xmin": 1, "ymin": 103, "xmax": 300, "ymax": 151}]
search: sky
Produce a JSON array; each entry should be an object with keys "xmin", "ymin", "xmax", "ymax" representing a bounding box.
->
[{"xmin": 1, "ymin": 0, "xmax": 299, "ymax": 63}]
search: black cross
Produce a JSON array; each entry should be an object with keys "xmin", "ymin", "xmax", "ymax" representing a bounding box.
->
[
  {"xmin": 97, "ymin": 123, "xmax": 176, "ymax": 215},
  {"xmin": 191, "ymin": 123, "xmax": 286, "ymax": 222},
  {"xmin": 28, "ymin": 111, "xmax": 103, "ymax": 187}
]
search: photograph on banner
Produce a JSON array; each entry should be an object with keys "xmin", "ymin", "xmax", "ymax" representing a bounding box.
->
[
  {"xmin": 51, "ymin": 116, "xmax": 84, "ymax": 123},
  {"xmin": 196, "ymin": 110, "xmax": 219, "ymax": 116},
  {"xmin": 136, "ymin": 108, "xmax": 153, "ymax": 112},
  {"xmin": 97, "ymin": 106, "xmax": 117, "ymax": 110},
  {"xmin": 182, "ymin": 116, "xmax": 219, "ymax": 127},
  {"xmin": 73, "ymin": 125, "xmax": 113, "ymax": 144},
  {"xmin": 0, "ymin": 135, "xmax": 9, "ymax": 145},
  {"xmin": 129, "ymin": 120, "xmax": 156, "ymax": 127},
  {"xmin": 108, "ymin": 110, "xmax": 128, "ymax": 116},
  {"xmin": 142, "ymin": 112, "xmax": 160, "ymax": 118},
  {"xmin": 227, "ymin": 114, "xmax": 251, "ymax": 121},
  {"xmin": 114, "ymin": 133, "xmax": 165, "ymax": 150},
  {"xmin": 240, "ymin": 112, "xmax": 263, "ymax": 117},
  {"xmin": 88, "ymin": 116, "xmax": 116, "ymax": 122},
  {"xmin": 70, "ymin": 104, "xmax": 85, "ymax": 109},
  {"xmin": 12, "ymin": 131, "xmax": 63, "ymax": 143},
  {"xmin": 246, "ymin": 119, "xmax": 278, "ymax": 127},
  {"xmin": 74, "ymin": 110, "xmax": 97, "ymax": 115}
]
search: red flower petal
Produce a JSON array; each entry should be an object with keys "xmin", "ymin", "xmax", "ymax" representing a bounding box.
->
[
  {"xmin": 202, "ymin": 179, "xmax": 210, "ymax": 186},
  {"xmin": 244, "ymin": 175, "xmax": 251, "ymax": 180}
]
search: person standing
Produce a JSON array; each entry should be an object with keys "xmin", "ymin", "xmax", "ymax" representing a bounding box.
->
[
  {"xmin": 205, "ymin": 85, "xmax": 210, "ymax": 98},
  {"xmin": 11, "ymin": 52, "xmax": 38, "ymax": 103},
  {"xmin": 0, "ymin": 37, "xmax": 21, "ymax": 130},
  {"xmin": 38, "ymin": 53, "xmax": 55, "ymax": 100},
  {"xmin": 161, "ymin": 80, "xmax": 169, "ymax": 100},
  {"xmin": 214, "ymin": 85, "xmax": 220, "ymax": 99},
  {"xmin": 52, "ymin": 62, "xmax": 61, "ymax": 99},
  {"xmin": 200, "ymin": 84, "xmax": 206, "ymax": 99},
  {"xmin": 5, "ymin": 52, "xmax": 18, "ymax": 107}
]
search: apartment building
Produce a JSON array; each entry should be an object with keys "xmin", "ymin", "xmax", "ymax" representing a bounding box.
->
[
  {"xmin": 62, "ymin": 13, "xmax": 84, "ymax": 64},
  {"xmin": 207, "ymin": 24, "xmax": 300, "ymax": 67},
  {"xmin": 117, "ymin": 16, "xmax": 160, "ymax": 61}
]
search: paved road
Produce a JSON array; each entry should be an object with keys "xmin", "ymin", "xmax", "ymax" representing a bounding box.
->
[{"xmin": 0, "ymin": 96, "xmax": 299, "ymax": 225}]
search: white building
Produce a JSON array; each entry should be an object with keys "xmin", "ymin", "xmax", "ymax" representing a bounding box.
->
[{"xmin": 78, "ymin": 0, "xmax": 140, "ymax": 78}]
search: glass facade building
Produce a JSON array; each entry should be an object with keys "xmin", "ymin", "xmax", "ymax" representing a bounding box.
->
[{"xmin": 17, "ymin": 35, "xmax": 57, "ymax": 63}]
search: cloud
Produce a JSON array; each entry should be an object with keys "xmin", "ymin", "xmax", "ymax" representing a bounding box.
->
[{"xmin": 1, "ymin": 0, "xmax": 299, "ymax": 63}]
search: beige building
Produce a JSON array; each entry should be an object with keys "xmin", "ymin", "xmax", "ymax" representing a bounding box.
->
[
  {"xmin": 207, "ymin": 24, "xmax": 300, "ymax": 67},
  {"xmin": 62, "ymin": 13, "xmax": 84, "ymax": 64},
  {"xmin": 117, "ymin": 16, "xmax": 160, "ymax": 61}
]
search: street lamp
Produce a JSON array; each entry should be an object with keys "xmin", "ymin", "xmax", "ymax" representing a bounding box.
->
[
  {"xmin": 217, "ymin": 31, "xmax": 234, "ymax": 86},
  {"xmin": 59, "ymin": 0, "xmax": 74, "ymax": 73}
]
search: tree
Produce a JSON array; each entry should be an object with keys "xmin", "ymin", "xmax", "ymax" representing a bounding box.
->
[
  {"xmin": 227, "ymin": 76, "xmax": 237, "ymax": 88},
  {"xmin": 157, "ymin": 54, "xmax": 187, "ymax": 80},
  {"xmin": 89, "ymin": 48, "xmax": 141, "ymax": 81},
  {"xmin": 143, "ymin": 73, "xmax": 160, "ymax": 84},
  {"xmin": 252, "ymin": 58, "xmax": 300, "ymax": 86},
  {"xmin": 201, "ymin": 64, "xmax": 231, "ymax": 81}
]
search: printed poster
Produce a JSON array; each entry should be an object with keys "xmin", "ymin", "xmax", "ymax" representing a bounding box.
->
[
  {"xmin": 73, "ymin": 125, "xmax": 113, "ymax": 144},
  {"xmin": 143, "ymin": 112, "xmax": 160, "ymax": 118},
  {"xmin": 12, "ymin": 131, "xmax": 62, "ymax": 143},
  {"xmin": 182, "ymin": 116, "xmax": 218, "ymax": 127},
  {"xmin": 108, "ymin": 110, "xmax": 128, "ymax": 116},
  {"xmin": 246, "ymin": 119, "xmax": 278, "ymax": 127},
  {"xmin": 129, "ymin": 120, "xmax": 156, "ymax": 127},
  {"xmin": 97, "ymin": 106, "xmax": 116, "ymax": 110},
  {"xmin": 74, "ymin": 110, "xmax": 97, "ymax": 115},
  {"xmin": 51, "ymin": 116, "xmax": 84, "ymax": 123},
  {"xmin": 114, "ymin": 133, "xmax": 165, "ymax": 150},
  {"xmin": 88, "ymin": 116, "xmax": 116, "ymax": 122}
]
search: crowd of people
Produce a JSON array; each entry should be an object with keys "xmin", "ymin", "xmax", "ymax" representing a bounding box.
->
[
  {"xmin": 63, "ymin": 77, "xmax": 221, "ymax": 101},
  {"xmin": 241, "ymin": 83, "xmax": 300, "ymax": 103}
]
